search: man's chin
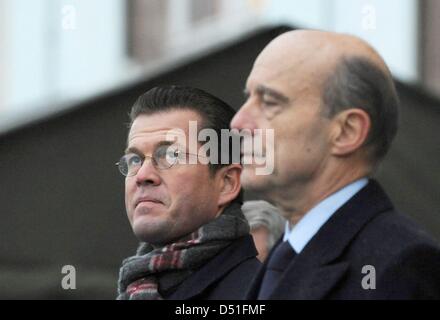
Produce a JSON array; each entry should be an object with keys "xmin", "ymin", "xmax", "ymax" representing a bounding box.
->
[
  {"xmin": 132, "ymin": 215, "xmax": 169, "ymax": 244},
  {"xmin": 133, "ymin": 227, "xmax": 168, "ymax": 246}
]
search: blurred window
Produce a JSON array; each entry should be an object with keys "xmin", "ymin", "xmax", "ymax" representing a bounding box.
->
[{"xmin": 0, "ymin": 0, "xmax": 426, "ymax": 134}]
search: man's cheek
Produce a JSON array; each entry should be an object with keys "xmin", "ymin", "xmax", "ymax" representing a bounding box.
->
[
  {"xmin": 125, "ymin": 180, "xmax": 135, "ymax": 203},
  {"xmin": 124, "ymin": 199, "xmax": 133, "ymax": 224},
  {"xmin": 124, "ymin": 188, "xmax": 134, "ymax": 222}
]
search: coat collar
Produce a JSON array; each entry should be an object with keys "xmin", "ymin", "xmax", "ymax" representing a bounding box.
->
[
  {"xmin": 247, "ymin": 179, "xmax": 394, "ymax": 299},
  {"xmin": 167, "ymin": 234, "xmax": 258, "ymax": 300}
]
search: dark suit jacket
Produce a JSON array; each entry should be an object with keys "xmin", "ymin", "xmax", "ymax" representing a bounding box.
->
[
  {"xmin": 246, "ymin": 180, "xmax": 440, "ymax": 299},
  {"xmin": 166, "ymin": 234, "xmax": 261, "ymax": 300}
]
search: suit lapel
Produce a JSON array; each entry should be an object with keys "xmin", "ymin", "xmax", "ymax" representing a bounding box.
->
[
  {"xmin": 245, "ymin": 263, "xmax": 266, "ymax": 299},
  {"xmin": 245, "ymin": 237, "xmax": 284, "ymax": 299},
  {"xmin": 265, "ymin": 180, "xmax": 394, "ymax": 299},
  {"xmin": 271, "ymin": 261, "xmax": 349, "ymax": 299}
]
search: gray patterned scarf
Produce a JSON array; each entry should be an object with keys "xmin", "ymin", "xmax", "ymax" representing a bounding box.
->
[{"xmin": 117, "ymin": 202, "xmax": 249, "ymax": 300}]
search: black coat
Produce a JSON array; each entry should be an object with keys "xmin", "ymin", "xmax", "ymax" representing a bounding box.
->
[
  {"xmin": 166, "ymin": 234, "xmax": 261, "ymax": 300},
  {"xmin": 246, "ymin": 180, "xmax": 440, "ymax": 299}
]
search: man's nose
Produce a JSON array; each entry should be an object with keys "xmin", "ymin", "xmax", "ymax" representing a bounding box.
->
[
  {"xmin": 231, "ymin": 100, "xmax": 258, "ymax": 131},
  {"xmin": 135, "ymin": 160, "xmax": 161, "ymax": 186}
]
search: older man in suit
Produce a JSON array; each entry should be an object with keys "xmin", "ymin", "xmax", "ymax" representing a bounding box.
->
[{"xmin": 231, "ymin": 30, "xmax": 440, "ymax": 299}]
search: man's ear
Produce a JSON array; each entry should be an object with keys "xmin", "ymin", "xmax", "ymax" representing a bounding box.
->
[
  {"xmin": 330, "ymin": 108, "xmax": 371, "ymax": 157},
  {"xmin": 216, "ymin": 164, "xmax": 242, "ymax": 208}
]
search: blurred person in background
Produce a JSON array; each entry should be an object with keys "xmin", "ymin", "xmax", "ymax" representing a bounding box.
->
[{"xmin": 242, "ymin": 200, "xmax": 285, "ymax": 262}]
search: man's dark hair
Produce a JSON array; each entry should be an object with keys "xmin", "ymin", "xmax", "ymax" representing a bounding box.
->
[
  {"xmin": 322, "ymin": 56, "xmax": 399, "ymax": 164},
  {"xmin": 129, "ymin": 85, "xmax": 243, "ymax": 202}
]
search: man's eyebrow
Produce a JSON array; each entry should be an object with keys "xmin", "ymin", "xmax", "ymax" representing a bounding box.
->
[
  {"xmin": 124, "ymin": 146, "xmax": 142, "ymax": 155},
  {"xmin": 124, "ymin": 141, "xmax": 174, "ymax": 154},
  {"xmin": 255, "ymin": 85, "xmax": 290, "ymax": 104},
  {"xmin": 155, "ymin": 140, "xmax": 175, "ymax": 148}
]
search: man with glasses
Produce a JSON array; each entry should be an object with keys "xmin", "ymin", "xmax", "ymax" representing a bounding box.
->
[{"xmin": 116, "ymin": 85, "xmax": 260, "ymax": 300}]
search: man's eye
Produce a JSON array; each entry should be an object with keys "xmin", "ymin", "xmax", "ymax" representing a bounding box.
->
[
  {"xmin": 262, "ymin": 99, "xmax": 278, "ymax": 107},
  {"xmin": 154, "ymin": 145, "xmax": 180, "ymax": 162},
  {"xmin": 166, "ymin": 149, "xmax": 180, "ymax": 160},
  {"xmin": 128, "ymin": 155, "xmax": 142, "ymax": 166},
  {"xmin": 154, "ymin": 146, "xmax": 174, "ymax": 158}
]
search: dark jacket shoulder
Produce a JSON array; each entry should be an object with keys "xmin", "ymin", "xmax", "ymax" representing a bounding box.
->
[
  {"xmin": 166, "ymin": 234, "xmax": 261, "ymax": 300},
  {"xmin": 248, "ymin": 180, "xmax": 440, "ymax": 300},
  {"xmin": 335, "ymin": 206, "xmax": 440, "ymax": 299},
  {"xmin": 320, "ymin": 180, "xmax": 440, "ymax": 299}
]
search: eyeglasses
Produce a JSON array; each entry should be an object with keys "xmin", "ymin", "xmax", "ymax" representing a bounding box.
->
[{"xmin": 115, "ymin": 144, "xmax": 207, "ymax": 177}]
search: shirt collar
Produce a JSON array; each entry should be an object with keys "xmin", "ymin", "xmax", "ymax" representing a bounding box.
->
[{"xmin": 283, "ymin": 178, "xmax": 369, "ymax": 253}]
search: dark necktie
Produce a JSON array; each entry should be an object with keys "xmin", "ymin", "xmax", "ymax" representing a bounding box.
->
[{"xmin": 258, "ymin": 240, "xmax": 297, "ymax": 299}]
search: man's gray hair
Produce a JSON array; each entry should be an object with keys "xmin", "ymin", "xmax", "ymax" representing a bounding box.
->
[
  {"xmin": 242, "ymin": 200, "xmax": 285, "ymax": 252},
  {"xmin": 322, "ymin": 56, "xmax": 399, "ymax": 163}
]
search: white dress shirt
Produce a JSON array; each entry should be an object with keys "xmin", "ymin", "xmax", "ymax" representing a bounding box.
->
[{"xmin": 283, "ymin": 178, "xmax": 369, "ymax": 253}]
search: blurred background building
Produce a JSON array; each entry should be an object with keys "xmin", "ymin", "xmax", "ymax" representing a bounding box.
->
[{"xmin": 0, "ymin": 0, "xmax": 439, "ymax": 299}]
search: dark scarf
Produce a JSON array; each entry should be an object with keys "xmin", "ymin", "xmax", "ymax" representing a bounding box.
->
[{"xmin": 117, "ymin": 202, "xmax": 249, "ymax": 300}]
